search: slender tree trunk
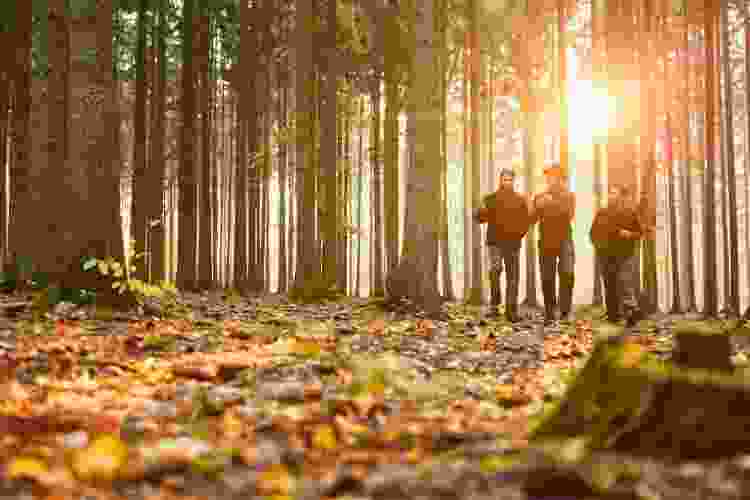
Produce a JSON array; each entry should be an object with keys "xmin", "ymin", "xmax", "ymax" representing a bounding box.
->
[
  {"xmin": 682, "ymin": 26, "xmax": 696, "ymax": 312},
  {"xmin": 234, "ymin": 0, "xmax": 250, "ymax": 290},
  {"xmin": 462, "ymin": 35, "xmax": 471, "ymax": 301},
  {"xmin": 198, "ymin": 0, "xmax": 214, "ymax": 289},
  {"xmin": 94, "ymin": 0, "xmax": 124, "ymax": 267},
  {"xmin": 178, "ymin": 0, "xmax": 198, "ymax": 290},
  {"xmin": 384, "ymin": 14, "xmax": 400, "ymax": 278},
  {"xmin": 703, "ymin": 4, "xmax": 719, "ymax": 317},
  {"xmin": 356, "ymin": 97, "xmax": 364, "ymax": 296},
  {"xmin": 278, "ymin": 63, "xmax": 288, "ymax": 294},
  {"xmin": 132, "ymin": 0, "xmax": 148, "ymax": 281},
  {"xmin": 440, "ymin": 32, "xmax": 454, "ymax": 301},
  {"xmin": 320, "ymin": 0, "xmax": 340, "ymax": 289},
  {"xmin": 721, "ymin": 0, "xmax": 739, "ymax": 315},
  {"xmin": 370, "ymin": 80, "xmax": 384, "ymax": 296},
  {"xmin": 149, "ymin": 0, "xmax": 167, "ymax": 283},
  {"xmin": 468, "ymin": 0, "xmax": 483, "ymax": 305},
  {"xmin": 47, "ymin": 0, "xmax": 73, "ymax": 283},
  {"xmin": 591, "ymin": 0, "xmax": 603, "ymax": 306},
  {"xmin": 291, "ymin": 0, "xmax": 321, "ymax": 299},
  {"xmin": 8, "ymin": 0, "xmax": 32, "ymax": 277},
  {"xmin": 666, "ymin": 113, "xmax": 681, "ymax": 313}
]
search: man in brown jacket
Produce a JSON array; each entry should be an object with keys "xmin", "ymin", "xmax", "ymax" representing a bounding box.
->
[
  {"xmin": 474, "ymin": 168, "xmax": 533, "ymax": 322},
  {"xmin": 531, "ymin": 163, "xmax": 576, "ymax": 324},
  {"xmin": 590, "ymin": 183, "xmax": 644, "ymax": 325}
]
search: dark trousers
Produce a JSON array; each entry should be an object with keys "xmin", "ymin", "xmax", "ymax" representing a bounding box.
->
[
  {"xmin": 539, "ymin": 238, "xmax": 575, "ymax": 317},
  {"xmin": 488, "ymin": 241, "xmax": 521, "ymax": 312},
  {"xmin": 597, "ymin": 252, "xmax": 638, "ymax": 320}
]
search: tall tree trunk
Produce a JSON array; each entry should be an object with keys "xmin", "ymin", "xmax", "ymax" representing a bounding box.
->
[
  {"xmin": 132, "ymin": 0, "xmax": 148, "ymax": 281},
  {"xmin": 521, "ymin": 16, "xmax": 538, "ymax": 308},
  {"xmin": 591, "ymin": 0, "xmax": 603, "ymax": 306},
  {"xmin": 198, "ymin": 0, "xmax": 214, "ymax": 289},
  {"xmin": 320, "ymin": 0, "xmax": 339, "ymax": 289},
  {"xmin": 93, "ymin": 0, "xmax": 124, "ymax": 268},
  {"xmin": 666, "ymin": 112, "xmax": 681, "ymax": 313},
  {"xmin": 682, "ymin": 26, "xmax": 696, "ymax": 312},
  {"xmin": 721, "ymin": 0, "xmax": 739, "ymax": 315},
  {"xmin": 468, "ymin": 0, "xmax": 482, "ymax": 305},
  {"xmin": 370, "ymin": 80, "xmax": 384, "ymax": 296},
  {"xmin": 278, "ymin": 62, "xmax": 288, "ymax": 294},
  {"xmin": 356, "ymin": 97, "xmax": 364, "ymax": 296},
  {"xmin": 384, "ymin": 15, "xmax": 400, "ymax": 279},
  {"xmin": 234, "ymin": 0, "xmax": 250, "ymax": 290},
  {"xmin": 8, "ymin": 0, "xmax": 33, "ymax": 278},
  {"xmin": 47, "ymin": 0, "xmax": 73, "ymax": 283},
  {"xmin": 291, "ymin": 0, "xmax": 321, "ymax": 299},
  {"xmin": 639, "ymin": 6, "xmax": 658, "ymax": 315},
  {"xmin": 385, "ymin": 0, "xmax": 442, "ymax": 317},
  {"xmin": 178, "ymin": 0, "xmax": 198, "ymax": 290},
  {"xmin": 462, "ymin": 34, "xmax": 471, "ymax": 301},
  {"xmin": 149, "ymin": 0, "xmax": 167, "ymax": 283},
  {"xmin": 440, "ymin": 27, "xmax": 454, "ymax": 300},
  {"xmin": 703, "ymin": 3, "xmax": 719, "ymax": 317}
]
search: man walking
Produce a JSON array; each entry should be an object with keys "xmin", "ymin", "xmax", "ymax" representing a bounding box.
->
[
  {"xmin": 590, "ymin": 183, "xmax": 644, "ymax": 325},
  {"xmin": 531, "ymin": 163, "xmax": 576, "ymax": 324},
  {"xmin": 474, "ymin": 168, "xmax": 533, "ymax": 322}
]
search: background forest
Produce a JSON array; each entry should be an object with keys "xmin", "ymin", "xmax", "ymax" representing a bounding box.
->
[{"xmin": 0, "ymin": 0, "xmax": 747, "ymax": 317}]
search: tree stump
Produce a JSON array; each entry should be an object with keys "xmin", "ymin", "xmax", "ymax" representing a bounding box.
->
[{"xmin": 531, "ymin": 331, "xmax": 750, "ymax": 460}]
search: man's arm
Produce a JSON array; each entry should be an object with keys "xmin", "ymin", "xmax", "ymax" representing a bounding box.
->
[
  {"xmin": 474, "ymin": 208, "xmax": 489, "ymax": 223},
  {"xmin": 528, "ymin": 193, "xmax": 543, "ymax": 225}
]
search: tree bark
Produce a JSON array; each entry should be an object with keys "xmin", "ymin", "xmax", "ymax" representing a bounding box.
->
[
  {"xmin": 703, "ymin": 4, "xmax": 719, "ymax": 317},
  {"xmin": 721, "ymin": 0, "xmax": 739, "ymax": 315},
  {"xmin": 132, "ymin": 0, "xmax": 148, "ymax": 281},
  {"xmin": 385, "ymin": 0, "xmax": 443, "ymax": 318},
  {"xmin": 178, "ymin": 0, "xmax": 198, "ymax": 290}
]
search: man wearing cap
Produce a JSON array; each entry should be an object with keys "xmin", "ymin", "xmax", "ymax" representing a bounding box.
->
[
  {"xmin": 530, "ymin": 163, "xmax": 576, "ymax": 324},
  {"xmin": 590, "ymin": 183, "xmax": 644, "ymax": 325},
  {"xmin": 473, "ymin": 168, "xmax": 533, "ymax": 322}
]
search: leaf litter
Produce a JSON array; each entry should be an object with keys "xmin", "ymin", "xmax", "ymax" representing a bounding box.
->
[{"xmin": 0, "ymin": 293, "xmax": 745, "ymax": 499}]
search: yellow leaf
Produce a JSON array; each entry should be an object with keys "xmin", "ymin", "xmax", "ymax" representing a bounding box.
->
[
  {"xmin": 71, "ymin": 434, "xmax": 129, "ymax": 482},
  {"xmin": 495, "ymin": 384, "xmax": 514, "ymax": 401},
  {"xmin": 7, "ymin": 457, "xmax": 48, "ymax": 481},
  {"xmin": 621, "ymin": 343, "xmax": 644, "ymax": 367},
  {"xmin": 257, "ymin": 464, "xmax": 294, "ymax": 495},
  {"xmin": 291, "ymin": 338, "xmax": 321, "ymax": 356},
  {"xmin": 311, "ymin": 424, "xmax": 338, "ymax": 450}
]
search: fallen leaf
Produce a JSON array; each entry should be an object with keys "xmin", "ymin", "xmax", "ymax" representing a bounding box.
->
[
  {"xmin": 311, "ymin": 424, "xmax": 338, "ymax": 450},
  {"xmin": 71, "ymin": 434, "xmax": 129, "ymax": 482},
  {"xmin": 257, "ymin": 463, "xmax": 294, "ymax": 495},
  {"xmin": 6, "ymin": 456, "xmax": 48, "ymax": 481}
]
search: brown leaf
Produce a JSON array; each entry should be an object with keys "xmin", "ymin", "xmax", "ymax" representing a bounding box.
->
[{"xmin": 172, "ymin": 364, "xmax": 219, "ymax": 380}]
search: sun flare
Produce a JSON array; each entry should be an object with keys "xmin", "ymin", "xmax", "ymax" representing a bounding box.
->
[{"xmin": 567, "ymin": 78, "xmax": 614, "ymax": 149}]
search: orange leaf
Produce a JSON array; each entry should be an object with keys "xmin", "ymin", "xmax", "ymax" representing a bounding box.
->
[{"xmin": 368, "ymin": 319, "xmax": 387, "ymax": 335}]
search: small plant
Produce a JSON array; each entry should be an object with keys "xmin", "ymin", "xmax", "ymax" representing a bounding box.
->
[{"xmin": 83, "ymin": 240, "xmax": 177, "ymax": 305}]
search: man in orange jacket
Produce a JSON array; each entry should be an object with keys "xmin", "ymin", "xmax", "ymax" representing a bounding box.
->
[
  {"xmin": 530, "ymin": 163, "xmax": 576, "ymax": 324},
  {"xmin": 474, "ymin": 168, "xmax": 534, "ymax": 322}
]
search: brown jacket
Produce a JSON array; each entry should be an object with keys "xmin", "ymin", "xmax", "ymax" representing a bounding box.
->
[
  {"xmin": 590, "ymin": 204, "xmax": 643, "ymax": 257},
  {"xmin": 531, "ymin": 189, "xmax": 575, "ymax": 256},
  {"xmin": 475, "ymin": 188, "xmax": 533, "ymax": 245}
]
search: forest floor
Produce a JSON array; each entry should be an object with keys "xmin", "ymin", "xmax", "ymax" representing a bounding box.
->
[{"xmin": 0, "ymin": 291, "xmax": 748, "ymax": 499}]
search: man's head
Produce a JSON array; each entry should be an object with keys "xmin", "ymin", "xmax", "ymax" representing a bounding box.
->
[
  {"xmin": 499, "ymin": 168, "xmax": 515, "ymax": 190},
  {"xmin": 544, "ymin": 163, "xmax": 566, "ymax": 190}
]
